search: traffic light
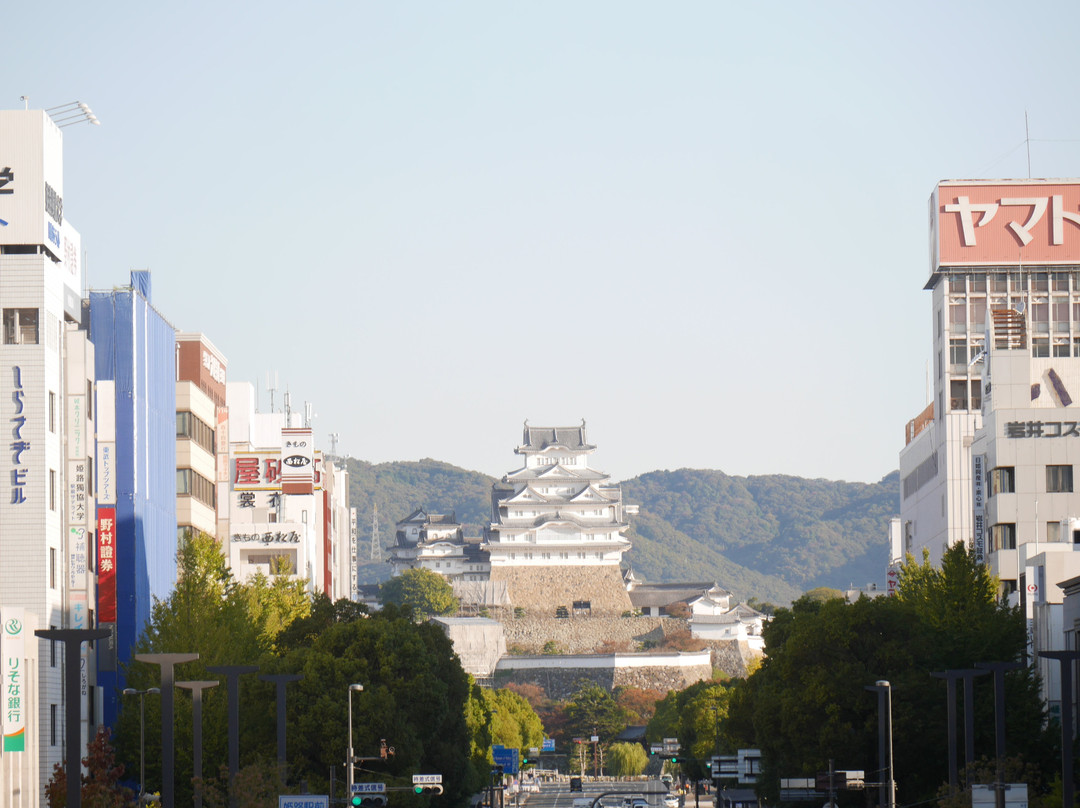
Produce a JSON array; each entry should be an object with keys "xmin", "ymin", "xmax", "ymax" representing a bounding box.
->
[
  {"xmin": 414, "ymin": 786, "xmax": 444, "ymax": 795},
  {"xmin": 352, "ymin": 797, "xmax": 386, "ymax": 807}
]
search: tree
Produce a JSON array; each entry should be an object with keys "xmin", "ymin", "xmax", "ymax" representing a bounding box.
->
[
  {"xmin": 379, "ymin": 568, "xmax": 458, "ymax": 617},
  {"xmin": 279, "ymin": 603, "xmax": 482, "ymax": 804},
  {"xmin": 565, "ymin": 680, "xmax": 628, "ymax": 742},
  {"xmin": 607, "ymin": 742, "xmax": 649, "ymax": 777},
  {"xmin": 647, "ymin": 681, "xmax": 732, "ymax": 780},
  {"xmin": 724, "ymin": 543, "xmax": 1055, "ymax": 805},
  {"xmin": 46, "ymin": 726, "xmax": 134, "ymax": 808}
]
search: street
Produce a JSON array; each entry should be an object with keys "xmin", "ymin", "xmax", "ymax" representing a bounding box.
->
[{"xmin": 512, "ymin": 781, "xmax": 714, "ymax": 808}]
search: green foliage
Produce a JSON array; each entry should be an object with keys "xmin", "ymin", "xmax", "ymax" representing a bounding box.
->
[
  {"xmin": 379, "ymin": 568, "xmax": 458, "ymax": 616},
  {"xmin": 623, "ymin": 469, "xmax": 897, "ymax": 598},
  {"xmin": 566, "ymin": 681, "xmax": 629, "ymax": 742},
  {"xmin": 798, "ymin": 586, "xmax": 845, "ymax": 604},
  {"xmin": 196, "ymin": 760, "xmax": 281, "ymax": 808},
  {"xmin": 724, "ymin": 543, "xmax": 1054, "ymax": 805},
  {"xmin": 541, "ymin": 640, "xmax": 560, "ymax": 655},
  {"xmin": 606, "ymin": 742, "xmax": 649, "ymax": 776},
  {"xmin": 117, "ymin": 533, "xmax": 482, "ymax": 808},
  {"xmin": 46, "ymin": 726, "xmax": 134, "ymax": 808},
  {"xmin": 647, "ymin": 681, "xmax": 732, "ymax": 779}
]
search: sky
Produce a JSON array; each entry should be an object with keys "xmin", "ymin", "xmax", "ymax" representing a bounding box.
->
[{"xmin": 6, "ymin": 2, "xmax": 1080, "ymax": 485}]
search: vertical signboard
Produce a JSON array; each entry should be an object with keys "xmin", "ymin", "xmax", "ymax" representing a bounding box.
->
[
  {"xmin": 281, "ymin": 428, "xmax": 314, "ymax": 495},
  {"xmin": 98, "ymin": 508, "xmax": 117, "ymax": 622},
  {"xmin": 69, "ymin": 526, "xmax": 88, "ymax": 591},
  {"xmin": 10, "ymin": 366, "xmax": 30, "ymax": 505},
  {"xmin": 1, "ymin": 607, "xmax": 26, "ymax": 752},
  {"xmin": 972, "ymin": 455, "xmax": 985, "ymax": 563}
]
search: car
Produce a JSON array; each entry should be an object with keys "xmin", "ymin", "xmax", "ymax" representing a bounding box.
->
[
  {"xmin": 663, "ymin": 796, "xmax": 680, "ymax": 808},
  {"xmin": 660, "ymin": 775, "xmax": 674, "ymax": 787},
  {"xmin": 569, "ymin": 777, "xmax": 583, "ymax": 793}
]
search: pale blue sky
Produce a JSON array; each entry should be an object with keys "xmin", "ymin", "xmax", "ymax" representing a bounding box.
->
[{"xmin": 6, "ymin": 2, "xmax": 1080, "ymax": 483}]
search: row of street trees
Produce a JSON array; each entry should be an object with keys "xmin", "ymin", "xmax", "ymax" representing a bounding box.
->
[
  {"xmin": 89, "ymin": 533, "xmax": 542, "ymax": 808},
  {"xmin": 648, "ymin": 543, "xmax": 1063, "ymax": 805}
]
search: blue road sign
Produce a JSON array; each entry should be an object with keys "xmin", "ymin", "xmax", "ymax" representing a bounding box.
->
[
  {"xmin": 492, "ymin": 745, "xmax": 519, "ymax": 775},
  {"xmin": 542, "ymin": 739, "xmax": 555, "ymax": 751}
]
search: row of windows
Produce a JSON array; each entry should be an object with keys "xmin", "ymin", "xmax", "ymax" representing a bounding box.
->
[
  {"xmin": 177, "ymin": 468, "xmax": 216, "ymax": 508},
  {"xmin": 176, "ymin": 411, "xmax": 215, "ymax": 455},
  {"xmin": 947, "ymin": 270, "xmax": 1080, "ymax": 296},
  {"xmin": 989, "ymin": 464, "xmax": 1072, "ymax": 495},
  {"xmin": 988, "ymin": 521, "xmax": 1080, "ymax": 551}
]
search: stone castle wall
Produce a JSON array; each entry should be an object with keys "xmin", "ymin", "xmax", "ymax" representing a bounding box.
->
[
  {"xmin": 493, "ymin": 658, "xmax": 715, "ymax": 701},
  {"xmin": 494, "ymin": 615, "xmax": 761, "ymax": 692},
  {"xmin": 489, "ymin": 565, "xmax": 633, "ymax": 615}
]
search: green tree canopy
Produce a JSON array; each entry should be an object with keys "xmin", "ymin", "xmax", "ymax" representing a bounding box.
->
[
  {"xmin": 379, "ymin": 568, "xmax": 458, "ymax": 617},
  {"xmin": 116, "ymin": 533, "xmax": 483, "ymax": 808},
  {"xmin": 606, "ymin": 742, "xmax": 649, "ymax": 777},
  {"xmin": 724, "ymin": 543, "xmax": 1054, "ymax": 804}
]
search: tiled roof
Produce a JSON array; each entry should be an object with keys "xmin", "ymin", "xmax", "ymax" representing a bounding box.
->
[{"xmin": 515, "ymin": 422, "xmax": 596, "ymax": 453}]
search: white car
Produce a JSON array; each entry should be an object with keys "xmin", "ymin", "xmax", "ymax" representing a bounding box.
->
[{"xmin": 663, "ymin": 796, "xmax": 680, "ymax": 808}]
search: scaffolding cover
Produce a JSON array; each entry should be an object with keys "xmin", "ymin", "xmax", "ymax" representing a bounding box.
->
[{"xmin": 453, "ymin": 580, "xmax": 511, "ymax": 608}]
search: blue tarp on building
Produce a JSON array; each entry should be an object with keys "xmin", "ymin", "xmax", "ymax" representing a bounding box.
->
[{"xmin": 89, "ymin": 271, "xmax": 176, "ymax": 725}]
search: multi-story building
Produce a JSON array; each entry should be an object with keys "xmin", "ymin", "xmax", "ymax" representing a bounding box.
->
[
  {"xmin": 175, "ymin": 333, "xmax": 227, "ymax": 542},
  {"xmin": 482, "ymin": 423, "xmax": 636, "ymax": 615},
  {"xmin": 89, "ymin": 271, "xmax": 177, "ymax": 726},
  {"xmin": 0, "ymin": 108, "xmax": 100, "ymax": 805},
  {"xmin": 223, "ymin": 382, "xmax": 351, "ymax": 599},
  {"xmin": 900, "ymin": 179, "xmax": 1080, "ymax": 717},
  {"xmin": 389, "ymin": 509, "xmax": 489, "ymax": 582}
]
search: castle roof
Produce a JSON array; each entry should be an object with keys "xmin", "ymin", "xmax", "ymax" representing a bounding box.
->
[{"xmin": 515, "ymin": 422, "xmax": 596, "ymax": 455}]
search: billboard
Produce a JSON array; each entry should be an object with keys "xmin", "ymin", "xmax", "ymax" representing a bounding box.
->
[
  {"xmin": 98, "ymin": 508, "xmax": 117, "ymax": 622},
  {"xmin": 933, "ymin": 180, "xmax": 1080, "ymax": 269},
  {"xmin": 1, "ymin": 607, "xmax": 27, "ymax": 752},
  {"xmin": 0, "ymin": 111, "xmax": 64, "ymax": 256}
]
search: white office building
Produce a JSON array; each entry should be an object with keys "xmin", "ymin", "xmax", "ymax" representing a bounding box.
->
[{"xmin": 900, "ymin": 179, "xmax": 1080, "ymax": 717}]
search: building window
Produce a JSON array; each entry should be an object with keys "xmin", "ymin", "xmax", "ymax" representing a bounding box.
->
[
  {"xmin": 989, "ymin": 467, "xmax": 1015, "ymax": 496},
  {"xmin": 1033, "ymin": 337, "xmax": 1050, "ymax": 357},
  {"xmin": 176, "ymin": 411, "xmax": 215, "ymax": 454},
  {"xmin": 49, "ymin": 392, "xmax": 56, "ymax": 432},
  {"xmin": 49, "ymin": 469, "xmax": 56, "ymax": 511},
  {"xmin": 949, "ymin": 338, "xmax": 967, "ymax": 367},
  {"xmin": 50, "ymin": 548, "xmax": 56, "ymax": 589},
  {"xmin": 51, "ymin": 704, "xmax": 58, "ymax": 746},
  {"xmin": 50, "ymin": 626, "xmax": 58, "ymax": 667},
  {"xmin": 3, "ymin": 308, "xmax": 39, "ymax": 344},
  {"xmin": 949, "ymin": 380, "xmax": 968, "ymax": 411},
  {"xmin": 1054, "ymin": 337, "xmax": 1071, "ymax": 357},
  {"xmin": 86, "ymin": 379, "xmax": 93, "ymax": 420},
  {"xmin": 970, "ymin": 380, "xmax": 982, "ymax": 410},
  {"xmin": 1047, "ymin": 465, "xmax": 1073, "ymax": 493},
  {"xmin": 1046, "ymin": 522, "xmax": 1061, "ymax": 543},
  {"xmin": 176, "ymin": 469, "xmax": 216, "ymax": 508},
  {"xmin": 990, "ymin": 523, "xmax": 1016, "ymax": 552}
]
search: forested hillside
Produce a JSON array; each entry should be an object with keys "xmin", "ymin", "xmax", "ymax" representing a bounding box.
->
[{"xmin": 346, "ymin": 458, "xmax": 899, "ymax": 603}]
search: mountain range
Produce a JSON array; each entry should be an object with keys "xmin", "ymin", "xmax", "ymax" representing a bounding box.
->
[{"xmin": 345, "ymin": 457, "xmax": 900, "ymax": 606}]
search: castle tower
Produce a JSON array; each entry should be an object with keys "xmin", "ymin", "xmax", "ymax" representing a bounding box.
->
[{"xmin": 483, "ymin": 422, "xmax": 634, "ymax": 615}]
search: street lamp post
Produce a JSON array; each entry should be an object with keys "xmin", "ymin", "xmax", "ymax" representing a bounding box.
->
[
  {"xmin": 865, "ymin": 680, "xmax": 895, "ymax": 808},
  {"xmin": 347, "ymin": 684, "xmax": 364, "ymax": 795},
  {"xmin": 122, "ymin": 687, "xmax": 161, "ymax": 804}
]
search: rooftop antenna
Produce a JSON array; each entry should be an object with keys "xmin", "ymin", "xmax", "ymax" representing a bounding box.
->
[
  {"xmin": 304, "ymin": 401, "xmax": 313, "ymax": 429},
  {"xmin": 1025, "ymin": 111, "xmax": 1031, "ymax": 179},
  {"xmin": 329, "ymin": 432, "xmax": 340, "ymax": 457},
  {"xmin": 267, "ymin": 371, "xmax": 278, "ymax": 413},
  {"xmin": 284, "ymin": 388, "xmax": 292, "ymax": 423}
]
